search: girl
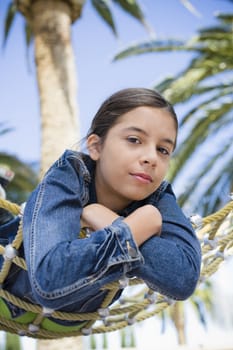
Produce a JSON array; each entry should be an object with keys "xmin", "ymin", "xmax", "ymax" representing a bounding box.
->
[{"xmin": 1, "ymin": 88, "xmax": 201, "ymax": 329}]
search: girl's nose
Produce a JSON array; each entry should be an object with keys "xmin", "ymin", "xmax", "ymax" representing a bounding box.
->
[{"xmin": 140, "ymin": 148, "xmax": 157, "ymax": 167}]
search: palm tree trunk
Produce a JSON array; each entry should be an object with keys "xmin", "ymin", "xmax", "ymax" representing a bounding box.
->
[
  {"xmin": 30, "ymin": 0, "xmax": 80, "ymax": 176},
  {"xmin": 37, "ymin": 336, "xmax": 83, "ymax": 350},
  {"xmin": 171, "ymin": 302, "xmax": 186, "ymax": 345},
  {"xmin": 29, "ymin": 1, "xmax": 82, "ymax": 349},
  {"xmin": 5, "ymin": 332, "xmax": 21, "ymax": 350}
]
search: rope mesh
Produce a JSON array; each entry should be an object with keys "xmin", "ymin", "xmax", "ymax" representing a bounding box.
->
[{"xmin": 0, "ymin": 197, "xmax": 232, "ymax": 339}]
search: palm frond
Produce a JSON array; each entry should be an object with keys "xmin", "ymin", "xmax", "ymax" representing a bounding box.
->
[
  {"xmin": 189, "ymin": 159, "xmax": 233, "ymax": 215},
  {"xmin": 156, "ymin": 55, "xmax": 233, "ymax": 105},
  {"xmin": 112, "ymin": 0, "xmax": 153, "ymax": 35},
  {"xmin": 168, "ymin": 101, "xmax": 233, "ymax": 182},
  {"xmin": 198, "ymin": 26, "xmax": 230, "ymax": 35},
  {"xmin": 150, "ymin": 13, "xmax": 233, "ymax": 215},
  {"xmin": 202, "ymin": 170, "xmax": 232, "ymax": 214},
  {"xmin": 179, "ymin": 0, "xmax": 202, "ymax": 18},
  {"xmin": 113, "ymin": 0, "xmax": 144, "ymax": 22},
  {"xmin": 0, "ymin": 153, "xmax": 38, "ymax": 203},
  {"xmin": 91, "ymin": 0, "xmax": 117, "ymax": 36},
  {"xmin": 183, "ymin": 84, "xmax": 232, "ymax": 101},
  {"xmin": 177, "ymin": 85, "xmax": 233, "ymax": 126},
  {"xmin": 24, "ymin": 20, "xmax": 33, "ymax": 47},
  {"xmin": 216, "ymin": 13, "xmax": 233, "ymax": 24},
  {"xmin": 0, "ymin": 122, "xmax": 13, "ymax": 136},
  {"xmin": 113, "ymin": 39, "xmax": 187, "ymax": 60},
  {"xmin": 2, "ymin": 1, "xmax": 17, "ymax": 48},
  {"xmin": 177, "ymin": 141, "xmax": 232, "ymax": 208}
]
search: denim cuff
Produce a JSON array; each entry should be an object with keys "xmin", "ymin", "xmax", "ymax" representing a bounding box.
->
[{"xmin": 110, "ymin": 217, "xmax": 144, "ymax": 270}]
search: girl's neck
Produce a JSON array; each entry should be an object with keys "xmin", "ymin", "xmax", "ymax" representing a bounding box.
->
[{"xmin": 96, "ymin": 194, "xmax": 131, "ymax": 213}]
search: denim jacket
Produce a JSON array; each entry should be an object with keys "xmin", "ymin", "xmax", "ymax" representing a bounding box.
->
[{"xmin": 1, "ymin": 150, "xmax": 201, "ymax": 319}]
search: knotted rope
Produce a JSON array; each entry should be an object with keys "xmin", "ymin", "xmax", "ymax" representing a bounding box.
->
[{"xmin": 0, "ymin": 197, "xmax": 232, "ymax": 339}]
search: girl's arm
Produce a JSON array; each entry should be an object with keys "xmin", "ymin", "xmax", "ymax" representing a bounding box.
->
[
  {"xmin": 23, "ymin": 151, "xmax": 200, "ymax": 309},
  {"xmin": 123, "ymin": 205, "xmax": 162, "ymax": 245},
  {"xmin": 129, "ymin": 185, "xmax": 202, "ymax": 300},
  {"xmin": 81, "ymin": 203, "xmax": 162, "ymax": 246},
  {"xmin": 23, "ymin": 151, "xmax": 145, "ymax": 309},
  {"xmin": 82, "ymin": 187, "xmax": 201, "ymax": 302}
]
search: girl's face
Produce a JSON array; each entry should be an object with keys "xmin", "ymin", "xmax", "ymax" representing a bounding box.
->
[{"xmin": 87, "ymin": 106, "xmax": 177, "ymax": 212}]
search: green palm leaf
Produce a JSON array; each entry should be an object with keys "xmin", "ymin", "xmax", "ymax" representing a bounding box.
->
[
  {"xmin": 177, "ymin": 140, "xmax": 233, "ymax": 211},
  {"xmin": 0, "ymin": 122, "xmax": 13, "ymax": 136},
  {"xmin": 113, "ymin": 39, "xmax": 187, "ymax": 60},
  {"xmin": 180, "ymin": 0, "xmax": 202, "ymax": 18},
  {"xmin": 24, "ymin": 20, "xmax": 33, "ymax": 47},
  {"xmin": 2, "ymin": 1, "xmax": 17, "ymax": 48},
  {"xmin": 0, "ymin": 152, "xmax": 38, "ymax": 203},
  {"xmin": 169, "ymin": 101, "xmax": 232, "ymax": 181},
  {"xmin": 91, "ymin": 0, "xmax": 117, "ymax": 35},
  {"xmin": 153, "ymin": 13, "xmax": 233, "ymax": 210},
  {"xmin": 113, "ymin": 0, "xmax": 144, "ymax": 22}
]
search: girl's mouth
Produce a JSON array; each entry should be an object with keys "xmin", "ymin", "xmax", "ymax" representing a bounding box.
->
[{"xmin": 131, "ymin": 173, "xmax": 153, "ymax": 184}]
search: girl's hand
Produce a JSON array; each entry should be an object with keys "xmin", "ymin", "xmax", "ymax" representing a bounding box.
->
[
  {"xmin": 81, "ymin": 204, "xmax": 119, "ymax": 231},
  {"xmin": 81, "ymin": 203, "xmax": 162, "ymax": 247},
  {"xmin": 123, "ymin": 205, "xmax": 162, "ymax": 246}
]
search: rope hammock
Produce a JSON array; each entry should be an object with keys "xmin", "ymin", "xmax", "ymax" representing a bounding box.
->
[{"xmin": 0, "ymin": 197, "xmax": 233, "ymax": 339}]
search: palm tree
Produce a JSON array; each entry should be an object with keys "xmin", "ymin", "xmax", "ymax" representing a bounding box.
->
[
  {"xmin": 3, "ymin": 0, "xmax": 148, "ymax": 176},
  {"xmin": 0, "ymin": 152, "xmax": 38, "ymax": 203},
  {"xmin": 0, "ymin": 124, "xmax": 38, "ymax": 349},
  {"xmin": 4, "ymin": 1, "xmax": 229, "ymax": 348},
  {"xmin": 114, "ymin": 8, "xmax": 233, "ymax": 345},
  {"xmin": 5, "ymin": 332, "xmax": 21, "ymax": 350},
  {"xmin": 114, "ymin": 11, "xmax": 233, "ymax": 216},
  {"xmin": 114, "ymin": 9, "xmax": 233, "ymax": 345},
  {"xmin": 0, "ymin": 127, "xmax": 37, "ymax": 203},
  {"xmin": 3, "ymin": 1, "xmax": 149, "ymax": 349},
  {"xmin": 165, "ymin": 280, "xmax": 213, "ymax": 345},
  {"xmin": 0, "ymin": 123, "xmax": 38, "ymax": 203}
]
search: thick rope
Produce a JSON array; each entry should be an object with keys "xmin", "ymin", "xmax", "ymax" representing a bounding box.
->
[{"xmin": 0, "ymin": 197, "xmax": 232, "ymax": 339}]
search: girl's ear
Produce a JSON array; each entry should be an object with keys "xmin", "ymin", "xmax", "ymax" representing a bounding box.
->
[{"xmin": 86, "ymin": 134, "xmax": 101, "ymax": 161}]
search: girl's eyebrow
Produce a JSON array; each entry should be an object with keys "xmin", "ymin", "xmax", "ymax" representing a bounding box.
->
[
  {"xmin": 123, "ymin": 126, "xmax": 148, "ymax": 136},
  {"xmin": 122, "ymin": 126, "xmax": 175, "ymax": 148}
]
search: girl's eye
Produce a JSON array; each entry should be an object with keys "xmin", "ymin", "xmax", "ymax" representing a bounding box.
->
[
  {"xmin": 158, "ymin": 147, "xmax": 170, "ymax": 156},
  {"xmin": 127, "ymin": 136, "xmax": 141, "ymax": 144}
]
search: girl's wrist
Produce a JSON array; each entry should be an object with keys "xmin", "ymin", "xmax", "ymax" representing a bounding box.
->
[
  {"xmin": 123, "ymin": 205, "xmax": 162, "ymax": 246},
  {"xmin": 82, "ymin": 204, "xmax": 119, "ymax": 230}
]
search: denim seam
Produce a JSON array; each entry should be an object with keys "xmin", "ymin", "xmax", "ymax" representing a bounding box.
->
[
  {"xmin": 30, "ymin": 212, "xmax": 141, "ymax": 300},
  {"xmin": 30, "ymin": 181, "xmax": 46, "ymax": 295},
  {"xmin": 145, "ymin": 281, "xmax": 177, "ymax": 300},
  {"xmin": 31, "ymin": 256, "xmax": 141, "ymax": 300}
]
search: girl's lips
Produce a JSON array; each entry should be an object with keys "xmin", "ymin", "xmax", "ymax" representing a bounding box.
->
[{"xmin": 131, "ymin": 173, "xmax": 153, "ymax": 183}]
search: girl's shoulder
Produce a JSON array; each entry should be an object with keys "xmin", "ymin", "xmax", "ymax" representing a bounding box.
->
[
  {"xmin": 147, "ymin": 181, "xmax": 176, "ymax": 206},
  {"xmin": 55, "ymin": 149, "xmax": 85, "ymax": 165},
  {"xmin": 44, "ymin": 150, "xmax": 93, "ymax": 184},
  {"xmin": 51, "ymin": 150, "xmax": 90, "ymax": 170}
]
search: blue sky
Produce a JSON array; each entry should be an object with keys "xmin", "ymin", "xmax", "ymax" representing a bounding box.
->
[
  {"xmin": 0, "ymin": 0, "xmax": 232, "ymax": 163},
  {"xmin": 0, "ymin": 2, "xmax": 233, "ymax": 348}
]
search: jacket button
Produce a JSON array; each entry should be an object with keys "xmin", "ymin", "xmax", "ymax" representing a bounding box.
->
[
  {"xmin": 128, "ymin": 246, "xmax": 138, "ymax": 258},
  {"xmin": 126, "ymin": 241, "xmax": 138, "ymax": 258}
]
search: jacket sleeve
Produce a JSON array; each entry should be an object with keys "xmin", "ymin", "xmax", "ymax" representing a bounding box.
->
[
  {"xmin": 129, "ymin": 184, "xmax": 201, "ymax": 300},
  {"xmin": 23, "ymin": 151, "xmax": 143, "ymax": 308}
]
